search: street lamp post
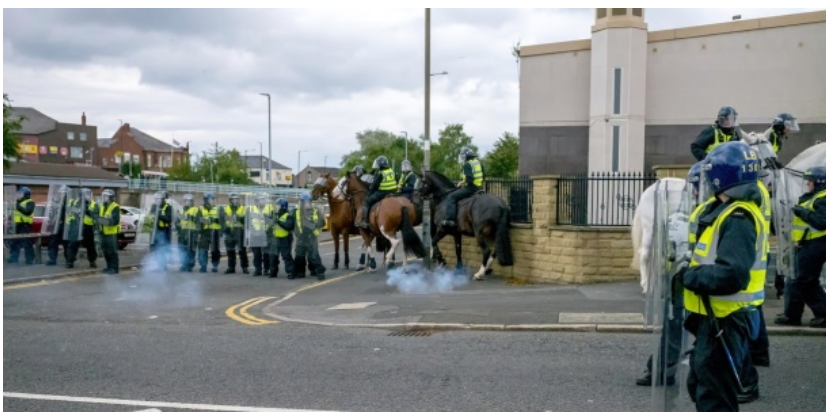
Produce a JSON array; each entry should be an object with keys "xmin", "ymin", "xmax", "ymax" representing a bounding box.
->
[
  {"xmin": 324, "ymin": 155, "xmax": 328, "ymax": 168},
  {"xmin": 423, "ymin": 8, "xmax": 432, "ymax": 269},
  {"xmin": 297, "ymin": 150, "xmax": 307, "ymax": 188},
  {"xmin": 260, "ymin": 93, "xmax": 272, "ymax": 186},
  {"xmin": 258, "ymin": 141, "xmax": 264, "ymax": 186},
  {"xmin": 400, "ymin": 131, "xmax": 409, "ymax": 160}
]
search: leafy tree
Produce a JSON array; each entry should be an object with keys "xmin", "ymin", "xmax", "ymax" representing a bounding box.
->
[
  {"xmin": 120, "ymin": 162, "xmax": 142, "ymax": 179},
  {"xmin": 166, "ymin": 156, "xmax": 195, "ymax": 181},
  {"xmin": 340, "ymin": 129, "xmax": 424, "ymax": 176},
  {"xmin": 3, "ymin": 93, "xmax": 24, "ymax": 171},
  {"xmin": 189, "ymin": 145, "xmax": 252, "ymax": 184},
  {"xmin": 431, "ymin": 123, "xmax": 478, "ymax": 180},
  {"xmin": 482, "ymin": 132, "xmax": 519, "ymax": 178}
]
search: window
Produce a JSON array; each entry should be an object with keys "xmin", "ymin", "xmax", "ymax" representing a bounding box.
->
[
  {"xmin": 132, "ymin": 154, "xmax": 140, "ymax": 164},
  {"xmin": 596, "ymin": 8, "xmax": 607, "ymax": 19},
  {"xmin": 250, "ymin": 170, "xmax": 261, "ymax": 178},
  {"xmin": 67, "ymin": 132, "xmax": 75, "ymax": 140},
  {"xmin": 613, "ymin": 68, "xmax": 622, "ymax": 115},
  {"xmin": 612, "ymin": 8, "xmax": 627, "ymax": 16},
  {"xmin": 79, "ymin": 132, "xmax": 87, "ymax": 141},
  {"xmin": 70, "ymin": 146, "xmax": 83, "ymax": 159},
  {"xmin": 612, "ymin": 126, "xmax": 621, "ymax": 172},
  {"xmin": 147, "ymin": 154, "xmax": 153, "ymax": 168},
  {"xmin": 115, "ymin": 154, "xmax": 122, "ymax": 164},
  {"xmin": 632, "ymin": 8, "xmax": 643, "ymax": 17}
]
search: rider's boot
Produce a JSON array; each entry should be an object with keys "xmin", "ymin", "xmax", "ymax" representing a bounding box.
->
[{"xmin": 358, "ymin": 205, "xmax": 370, "ymax": 229}]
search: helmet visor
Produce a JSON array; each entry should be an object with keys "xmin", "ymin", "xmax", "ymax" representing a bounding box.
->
[{"xmin": 719, "ymin": 113, "xmax": 737, "ymax": 128}]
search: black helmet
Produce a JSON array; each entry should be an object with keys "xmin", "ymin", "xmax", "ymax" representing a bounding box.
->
[
  {"xmin": 717, "ymin": 106, "xmax": 738, "ymax": 129},
  {"xmin": 803, "ymin": 166, "xmax": 826, "ymax": 191},
  {"xmin": 458, "ymin": 147, "xmax": 476, "ymax": 163},
  {"xmin": 374, "ymin": 156, "xmax": 389, "ymax": 169},
  {"xmin": 772, "ymin": 113, "xmax": 799, "ymax": 134}
]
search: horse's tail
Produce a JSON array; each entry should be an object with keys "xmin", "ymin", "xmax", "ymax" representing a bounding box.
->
[
  {"xmin": 496, "ymin": 206, "xmax": 514, "ymax": 266},
  {"xmin": 400, "ymin": 206, "xmax": 426, "ymax": 258},
  {"xmin": 631, "ymin": 206, "xmax": 642, "ymax": 270}
]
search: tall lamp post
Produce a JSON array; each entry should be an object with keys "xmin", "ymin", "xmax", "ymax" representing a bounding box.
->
[
  {"xmin": 297, "ymin": 150, "xmax": 307, "ymax": 188},
  {"xmin": 258, "ymin": 141, "xmax": 264, "ymax": 185},
  {"xmin": 423, "ymin": 8, "xmax": 432, "ymax": 269},
  {"xmin": 259, "ymin": 93, "xmax": 272, "ymax": 186},
  {"xmin": 400, "ymin": 131, "xmax": 409, "ymax": 160}
]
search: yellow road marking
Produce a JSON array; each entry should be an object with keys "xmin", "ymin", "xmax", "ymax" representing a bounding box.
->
[
  {"xmin": 3, "ymin": 276, "xmax": 92, "ymax": 291},
  {"xmin": 225, "ymin": 296, "xmax": 278, "ymax": 326}
]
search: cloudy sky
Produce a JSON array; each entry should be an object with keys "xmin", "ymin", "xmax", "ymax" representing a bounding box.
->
[{"xmin": 4, "ymin": 7, "xmax": 821, "ymax": 172}]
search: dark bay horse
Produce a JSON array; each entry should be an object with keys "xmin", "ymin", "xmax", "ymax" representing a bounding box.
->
[
  {"xmin": 311, "ymin": 173, "xmax": 356, "ymax": 269},
  {"xmin": 343, "ymin": 171, "xmax": 425, "ymax": 271},
  {"xmin": 418, "ymin": 170, "xmax": 514, "ymax": 280}
]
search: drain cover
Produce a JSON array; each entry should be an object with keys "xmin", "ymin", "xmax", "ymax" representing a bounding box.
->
[{"xmin": 388, "ymin": 330, "xmax": 432, "ymax": 337}]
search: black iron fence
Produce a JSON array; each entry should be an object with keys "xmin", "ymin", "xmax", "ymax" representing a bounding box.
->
[
  {"xmin": 485, "ymin": 176, "xmax": 533, "ymax": 223},
  {"xmin": 556, "ymin": 172, "xmax": 657, "ymax": 226}
]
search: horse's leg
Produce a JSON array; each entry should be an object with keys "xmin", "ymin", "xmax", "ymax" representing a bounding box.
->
[
  {"xmin": 431, "ymin": 228, "xmax": 448, "ymax": 267},
  {"xmin": 343, "ymin": 226, "xmax": 350, "ymax": 270},
  {"xmin": 454, "ymin": 234, "xmax": 464, "ymax": 273},
  {"xmin": 474, "ymin": 234, "xmax": 492, "ymax": 281},
  {"xmin": 332, "ymin": 225, "xmax": 340, "ymax": 270},
  {"xmin": 380, "ymin": 225, "xmax": 400, "ymax": 269}
]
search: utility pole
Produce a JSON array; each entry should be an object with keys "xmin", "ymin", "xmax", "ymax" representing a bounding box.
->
[{"xmin": 422, "ymin": 8, "xmax": 432, "ymax": 269}]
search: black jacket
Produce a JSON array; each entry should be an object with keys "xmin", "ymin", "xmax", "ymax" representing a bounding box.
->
[
  {"xmin": 690, "ymin": 123, "xmax": 741, "ymax": 161},
  {"xmin": 16, "ymin": 197, "xmax": 35, "ymax": 218},
  {"xmin": 399, "ymin": 172, "xmax": 416, "ymax": 196},
  {"xmin": 275, "ymin": 208, "xmax": 295, "ymax": 232},
  {"xmin": 795, "ymin": 190, "xmax": 826, "ymax": 232}
]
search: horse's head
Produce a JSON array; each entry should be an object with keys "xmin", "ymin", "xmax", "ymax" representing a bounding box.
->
[
  {"xmin": 418, "ymin": 169, "xmax": 455, "ymax": 200},
  {"xmin": 311, "ymin": 172, "xmax": 336, "ymax": 201},
  {"xmin": 344, "ymin": 171, "xmax": 368, "ymax": 195}
]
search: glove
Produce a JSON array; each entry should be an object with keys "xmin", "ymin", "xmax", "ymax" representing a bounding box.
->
[{"xmin": 793, "ymin": 205, "xmax": 807, "ymax": 218}]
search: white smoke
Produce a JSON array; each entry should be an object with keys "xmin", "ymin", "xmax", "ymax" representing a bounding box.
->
[
  {"xmin": 386, "ymin": 262, "xmax": 469, "ymax": 294},
  {"xmin": 104, "ymin": 244, "xmax": 203, "ymax": 306}
]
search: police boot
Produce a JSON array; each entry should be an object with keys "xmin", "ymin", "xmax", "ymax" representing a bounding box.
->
[
  {"xmin": 737, "ymin": 384, "xmax": 759, "ymax": 404},
  {"xmin": 253, "ymin": 269, "xmax": 262, "ymax": 277},
  {"xmin": 358, "ymin": 205, "xmax": 370, "ymax": 228}
]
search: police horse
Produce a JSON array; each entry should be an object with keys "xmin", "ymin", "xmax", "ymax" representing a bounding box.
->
[{"xmin": 417, "ymin": 170, "xmax": 514, "ymax": 280}]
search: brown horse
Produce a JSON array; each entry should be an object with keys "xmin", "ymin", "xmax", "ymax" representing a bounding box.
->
[
  {"xmin": 343, "ymin": 171, "xmax": 425, "ymax": 271},
  {"xmin": 311, "ymin": 173, "xmax": 357, "ymax": 270}
]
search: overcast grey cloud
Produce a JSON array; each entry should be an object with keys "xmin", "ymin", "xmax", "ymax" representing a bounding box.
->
[{"xmin": 3, "ymin": 7, "xmax": 820, "ymax": 172}]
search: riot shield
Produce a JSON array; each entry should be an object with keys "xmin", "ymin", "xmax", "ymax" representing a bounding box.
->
[
  {"xmin": 646, "ymin": 180, "xmax": 692, "ymax": 411},
  {"xmin": 773, "ymin": 169, "xmax": 800, "ymax": 279},
  {"xmin": 136, "ymin": 194, "xmax": 159, "ymax": 248},
  {"xmin": 41, "ymin": 185, "xmax": 67, "ymax": 236},
  {"xmin": 4, "ymin": 185, "xmax": 17, "ymax": 236},
  {"xmin": 245, "ymin": 194, "xmax": 268, "ymax": 248},
  {"xmin": 62, "ymin": 189, "xmax": 86, "ymax": 242}
]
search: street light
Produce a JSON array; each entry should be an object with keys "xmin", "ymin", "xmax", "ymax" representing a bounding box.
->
[
  {"xmin": 324, "ymin": 155, "xmax": 328, "ymax": 168},
  {"xmin": 259, "ymin": 93, "xmax": 272, "ymax": 186},
  {"xmin": 400, "ymin": 131, "xmax": 409, "ymax": 160},
  {"xmin": 297, "ymin": 150, "xmax": 307, "ymax": 188},
  {"xmin": 430, "ymin": 71, "xmax": 448, "ymax": 76},
  {"xmin": 423, "ymin": 8, "xmax": 432, "ymax": 269},
  {"xmin": 258, "ymin": 141, "xmax": 264, "ymax": 186}
]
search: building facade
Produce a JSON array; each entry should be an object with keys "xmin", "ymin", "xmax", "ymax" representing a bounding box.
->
[
  {"xmin": 97, "ymin": 123, "xmax": 188, "ymax": 174},
  {"xmin": 10, "ymin": 108, "xmax": 99, "ymax": 166},
  {"xmin": 240, "ymin": 155, "xmax": 292, "ymax": 187},
  {"xmin": 294, "ymin": 166, "xmax": 341, "ymax": 188},
  {"xmin": 519, "ymin": 8, "xmax": 826, "ymax": 175}
]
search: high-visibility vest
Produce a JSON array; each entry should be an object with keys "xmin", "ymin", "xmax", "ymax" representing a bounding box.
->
[
  {"xmin": 66, "ymin": 199, "xmax": 80, "ymax": 225},
  {"xmin": 397, "ymin": 172, "xmax": 414, "ymax": 193},
  {"xmin": 296, "ymin": 207, "xmax": 320, "ymax": 237},
  {"xmin": 791, "ymin": 190, "xmax": 826, "ymax": 242},
  {"xmin": 461, "ymin": 158, "xmax": 484, "ymax": 187},
  {"xmin": 273, "ymin": 211, "xmax": 290, "ymax": 238},
  {"xmin": 688, "ymin": 197, "xmax": 716, "ymax": 250},
  {"xmin": 181, "ymin": 206, "xmax": 198, "ymax": 230},
  {"xmin": 158, "ymin": 203, "xmax": 170, "ymax": 228},
  {"xmin": 101, "ymin": 202, "xmax": 121, "ymax": 235},
  {"xmin": 14, "ymin": 199, "xmax": 34, "ymax": 224},
  {"xmin": 769, "ymin": 130, "xmax": 781, "ymax": 154},
  {"xmin": 223, "ymin": 205, "xmax": 245, "ymax": 228},
  {"xmin": 248, "ymin": 205, "xmax": 268, "ymax": 231},
  {"xmin": 684, "ymin": 201, "xmax": 767, "ymax": 318},
  {"xmin": 379, "ymin": 169, "xmax": 396, "ymax": 191},
  {"xmin": 756, "ymin": 180, "xmax": 771, "ymax": 233},
  {"xmin": 83, "ymin": 201, "xmax": 98, "ymax": 226},
  {"xmin": 705, "ymin": 125, "xmax": 736, "ymax": 154},
  {"xmin": 200, "ymin": 206, "xmax": 220, "ymax": 230}
]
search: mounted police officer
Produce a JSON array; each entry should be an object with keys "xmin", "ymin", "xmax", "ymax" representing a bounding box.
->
[
  {"xmin": 680, "ymin": 141, "xmax": 768, "ymax": 410},
  {"xmin": 338, "ymin": 164, "xmax": 367, "ymax": 198},
  {"xmin": 269, "ymin": 198, "xmax": 295, "ymax": 278},
  {"xmin": 357, "ymin": 156, "xmax": 396, "ymax": 229},
  {"xmin": 691, "ymin": 106, "xmax": 742, "ymax": 161},
  {"xmin": 765, "ymin": 113, "xmax": 799, "ymax": 161},
  {"xmin": 99, "ymin": 189, "xmax": 121, "ymax": 275},
  {"xmin": 8, "ymin": 186, "xmax": 35, "ymax": 265},
  {"xmin": 442, "ymin": 147, "xmax": 485, "ymax": 227},
  {"xmin": 397, "ymin": 159, "xmax": 417, "ymax": 201},
  {"xmin": 294, "ymin": 193, "xmax": 326, "ymax": 281},
  {"xmin": 220, "ymin": 193, "xmax": 248, "ymax": 274},
  {"xmin": 197, "ymin": 193, "xmax": 221, "ymax": 273},
  {"xmin": 774, "ymin": 166, "xmax": 826, "ymax": 328}
]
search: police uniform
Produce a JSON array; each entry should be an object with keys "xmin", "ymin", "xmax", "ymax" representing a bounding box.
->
[
  {"xmin": 8, "ymin": 190, "xmax": 35, "ymax": 265},
  {"xmin": 80, "ymin": 194, "xmax": 101, "ymax": 268},
  {"xmin": 397, "ymin": 170, "xmax": 417, "ymax": 201},
  {"xmin": 197, "ymin": 201, "xmax": 221, "ymax": 273},
  {"xmin": 690, "ymin": 123, "xmax": 741, "ymax": 161},
  {"xmin": 358, "ymin": 158, "xmax": 396, "ymax": 228},
  {"xmin": 775, "ymin": 167, "xmax": 826, "ymax": 328},
  {"xmin": 681, "ymin": 143, "xmax": 768, "ymax": 411},
  {"xmin": 248, "ymin": 200, "xmax": 272, "ymax": 276},
  {"xmin": 63, "ymin": 195, "xmax": 85, "ymax": 268},
  {"xmin": 294, "ymin": 203, "xmax": 326, "ymax": 280},
  {"xmin": 178, "ymin": 201, "xmax": 199, "ymax": 271},
  {"xmin": 269, "ymin": 202, "xmax": 295, "ymax": 278},
  {"xmin": 46, "ymin": 193, "xmax": 70, "ymax": 266},
  {"xmin": 443, "ymin": 152, "xmax": 484, "ymax": 227},
  {"xmin": 150, "ymin": 199, "xmax": 173, "ymax": 272},
  {"xmin": 99, "ymin": 195, "xmax": 121, "ymax": 274},
  {"xmin": 220, "ymin": 201, "xmax": 248, "ymax": 274}
]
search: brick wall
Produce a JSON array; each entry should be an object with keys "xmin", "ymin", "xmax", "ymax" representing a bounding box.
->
[{"xmin": 436, "ymin": 175, "xmax": 638, "ymax": 284}]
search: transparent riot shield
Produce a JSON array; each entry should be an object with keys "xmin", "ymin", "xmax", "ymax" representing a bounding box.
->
[
  {"xmin": 136, "ymin": 194, "xmax": 159, "ymax": 248},
  {"xmin": 4, "ymin": 185, "xmax": 18, "ymax": 236},
  {"xmin": 773, "ymin": 169, "xmax": 800, "ymax": 279},
  {"xmin": 647, "ymin": 180, "xmax": 692, "ymax": 411},
  {"xmin": 41, "ymin": 185, "xmax": 67, "ymax": 236},
  {"xmin": 245, "ymin": 194, "xmax": 268, "ymax": 248},
  {"xmin": 62, "ymin": 189, "xmax": 86, "ymax": 242}
]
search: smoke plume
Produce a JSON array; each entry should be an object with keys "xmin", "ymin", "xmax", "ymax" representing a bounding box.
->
[{"xmin": 386, "ymin": 262, "xmax": 469, "ymax": 294}]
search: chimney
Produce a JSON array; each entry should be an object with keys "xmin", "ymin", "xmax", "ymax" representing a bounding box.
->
[
  {"xmin": 124, "ymin": 123, "xmax": 130, "ymax": 132},
  {"xmin": 81, "ymin": 112, "xmax": 86, "ymax": 126}
]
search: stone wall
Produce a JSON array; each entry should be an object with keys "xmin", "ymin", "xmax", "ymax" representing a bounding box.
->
[{"xmin": 436, "ymin": 175, "xmax": 638, "ymax": 284}]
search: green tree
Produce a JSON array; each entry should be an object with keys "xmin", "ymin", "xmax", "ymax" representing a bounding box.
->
[
  {"xmin": 120, "ymin": 162, "xmax": 142, "ymax": 179},
  {"xmin": 482, "ymin": 132, "xmax": 519, "ymax": 178},
  {"xmin": 166, "ymin": 156, "xmax": 195, "ymax": 181},
  {"xmin": 340, "ymin": 129, "xmax": 424, "ymax": 176},
  {"xmin": 431, "ymin": 123, "xmax": 478, "ymax": 180},
  {"xmin": 3, "ymin": 93, "xmax": 24, "ymax": 171},
  {"xmin": 190, "ymin": 145, "xmax": 252, "ymax": 184}
]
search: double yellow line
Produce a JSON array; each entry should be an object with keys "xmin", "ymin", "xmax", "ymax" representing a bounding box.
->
[{"xmin": 224, "ymin": 296, "xmax": 278, "ymax": 326}]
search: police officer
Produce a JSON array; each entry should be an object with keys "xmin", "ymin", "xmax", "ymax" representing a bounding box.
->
[
  {"xmin": 680, "ymin": 142, "xmax": 768, "ymax": 410},
  {"xmin": 636, "ymin": 162, "xmax": 705, "ymax": 387},
  {"xmin": 774, "ymin": 166, "xmax": 826, "ymax": 328},
  {"xmin": 197, "ymin": 193, "xmax": 221, "ymax": 273},
  {"xmin": 357, "ymin": 156, "xmax": 396, "ymax": 229},
  {"xmin": 150, "ymin": 190, "xmax": 173, "ymax": 272},
  {"xmin": 690, "ymin": 106, "xmax": 742, "ymax": 161},
  {"xmin": 80, "ymin": 188, "xmax": 101, "ymax": 268},
  {"xmin": 442, "ymin": 147, "xmax": 485, "ymax": 227},
  {"xmin": 294, "ymin": 194, "xmax": 326, "ymax": 281},
  {"xmin": 269, "ymin": 198, "xmax": 295, "ymax": 278},
  {"xmin": 45, "ymin": 185, "xmax": 70, "ymax": 266},
  {"xmin": 8, "ymin": 187, "xmax": 35, "ymax": 265},
  {"xmin": 177, "ymin": 193, "xmax": 198, "ymax": 272},
  {"xmin": 248, "ymin": 193, "xmax": 270, "ymax": 277},
  {"xmin": 765, "ymin": 113, "xmax": 799, "ymax": 160},
  {"xmin": 220, "ymin": 193, "xmax": 248, "ymax": 274},
  {"xmin": 397, "ymin": 159, "xmax": 417, "ymax": 201},
  {"xmin": 63, "ymin": 188, "xmax": 85, "ymax": 268},
  {"xmin": 338, "ymin": 164, "xmax": 366, "ymax": 197},
  {"xmin": 99, "ymin": 189, "xmax": 121, "ymax": 275}
]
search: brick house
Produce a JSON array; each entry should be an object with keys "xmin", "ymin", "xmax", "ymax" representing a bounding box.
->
[
  {"xmin": 294, "ymin": 166, "xmax": 341, "ymax": 188},
  {"xmin": 9, "ymin": 108, "xmax": 99, "ymax": 166},
  {"xmin": 97, "ymin": 123, "xmax": 188, "ymax": 174}
]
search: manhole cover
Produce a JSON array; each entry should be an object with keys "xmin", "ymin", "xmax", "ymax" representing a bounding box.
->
[{"xmin": 388, "ymin": 330, "xmax": 432, "ymax": 337}]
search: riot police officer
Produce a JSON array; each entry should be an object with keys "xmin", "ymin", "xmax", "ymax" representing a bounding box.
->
[
  {"xmin": 442, "ymin": 147, "xmax": 485, "ymax": 227},
  {"xmin": 690, "ymin": 106, "xmax": 742, "ymax": 161},
  {"xmin": 220, "ymin": 193, "xmax": 248, "ymax": 274},
  {"xmin": 150, "ymin": 190, "xmax": 173, "ymax": 272},
  {"xmin": 197, "ymin": 193, "xmax": 221, "ymax": 273},
  {"xmin": 397, "ymin": 159, "xmax": 417, "ymax": 201},
  {"xmin": 765, "ymin": 113, "xmax": 799, "ymax": 158},
  {"xmin": 80, "ymin": 188, "xmax": 101, "ymax": 268},
  {"xmin": 45, "ymin": 185, "xmax": 70, "ymax": 266},
  {"xmin": 681, "ymin": 142, "xmax": 768, "ymax": 410},
  {"xmin": 269, "ymin": 198, "xmax": 295, "ymax": 278},
  {"xmin": 294, "ymin": 194, "xmax": 326, "ymax": 281},
  {"xmin": 99, "ymin": 189, "xmax": 121, "ymax": 275},
  {"xmin": 357, "ymin": 156, "xmax": 396, "ymax": 229},
  {"xmin": 178, "ymin": 193, "xmax": 198, "ymax": 272},
  {"xmin": 8, "ymin": 187, "xmax": 35, "ymax": 265}
]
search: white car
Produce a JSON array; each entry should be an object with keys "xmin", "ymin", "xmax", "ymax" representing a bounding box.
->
[{"xmin": 119, "ymin": 206, "xmax": 143, "ymax": 227}]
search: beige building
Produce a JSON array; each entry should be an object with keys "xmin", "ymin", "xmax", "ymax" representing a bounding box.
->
[{"xmin": 519, "ymin": 8, "xmax": 826, "ymax": 175}]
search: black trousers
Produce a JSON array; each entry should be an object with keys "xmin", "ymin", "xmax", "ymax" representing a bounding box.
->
[
  {"xmin": 81, "ymin": 224, "xmax": 98, "ymax": 264},
  {"xmin": 101, "ymin": 234, "xmax": 119, "ymax": 272},
  {"xmin": 785, "ymin": 237, "xmax": 826, "ymax": 320},
  {"xmin": 295, "ymin": 236, "xmax": 325, "ymax": 276},
  {"xmin": 444, "ymin": 186, "xmax": 478, "ymax": 221},
  {"xmin": 268, "ymin": 237, "xmax": 294, "ymax": 276},
  {"xmin": 9, "ymin": 223, "xmax": 34, "ymax": 264},
  {"xmin": 47, "ymin": 230, "xmax": 70, "ymax": 264},
  {"xmin": 360, "ymin": 191, "xmax": 393, "ymax": 220},
  {"xmin": 224, "ymin": 229, "xmax": 248, "ymax": 270}
]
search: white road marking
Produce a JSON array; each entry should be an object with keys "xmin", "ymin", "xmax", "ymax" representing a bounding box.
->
[
  {"xmin": 326, "ymin": 302, "xmax": 376, "ymax": 310},
  {"xmin": 3, "ymin": 392, "xmax": 343, "ymax": 412},
  {"xmin": 134, "ymin": 409, "xmax": 163, "ymax": 412}
]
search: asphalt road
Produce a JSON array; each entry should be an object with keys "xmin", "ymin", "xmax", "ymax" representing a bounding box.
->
[{"xmin": 4, "ymin": 235, "xmax": 826, "ymax": 412}]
